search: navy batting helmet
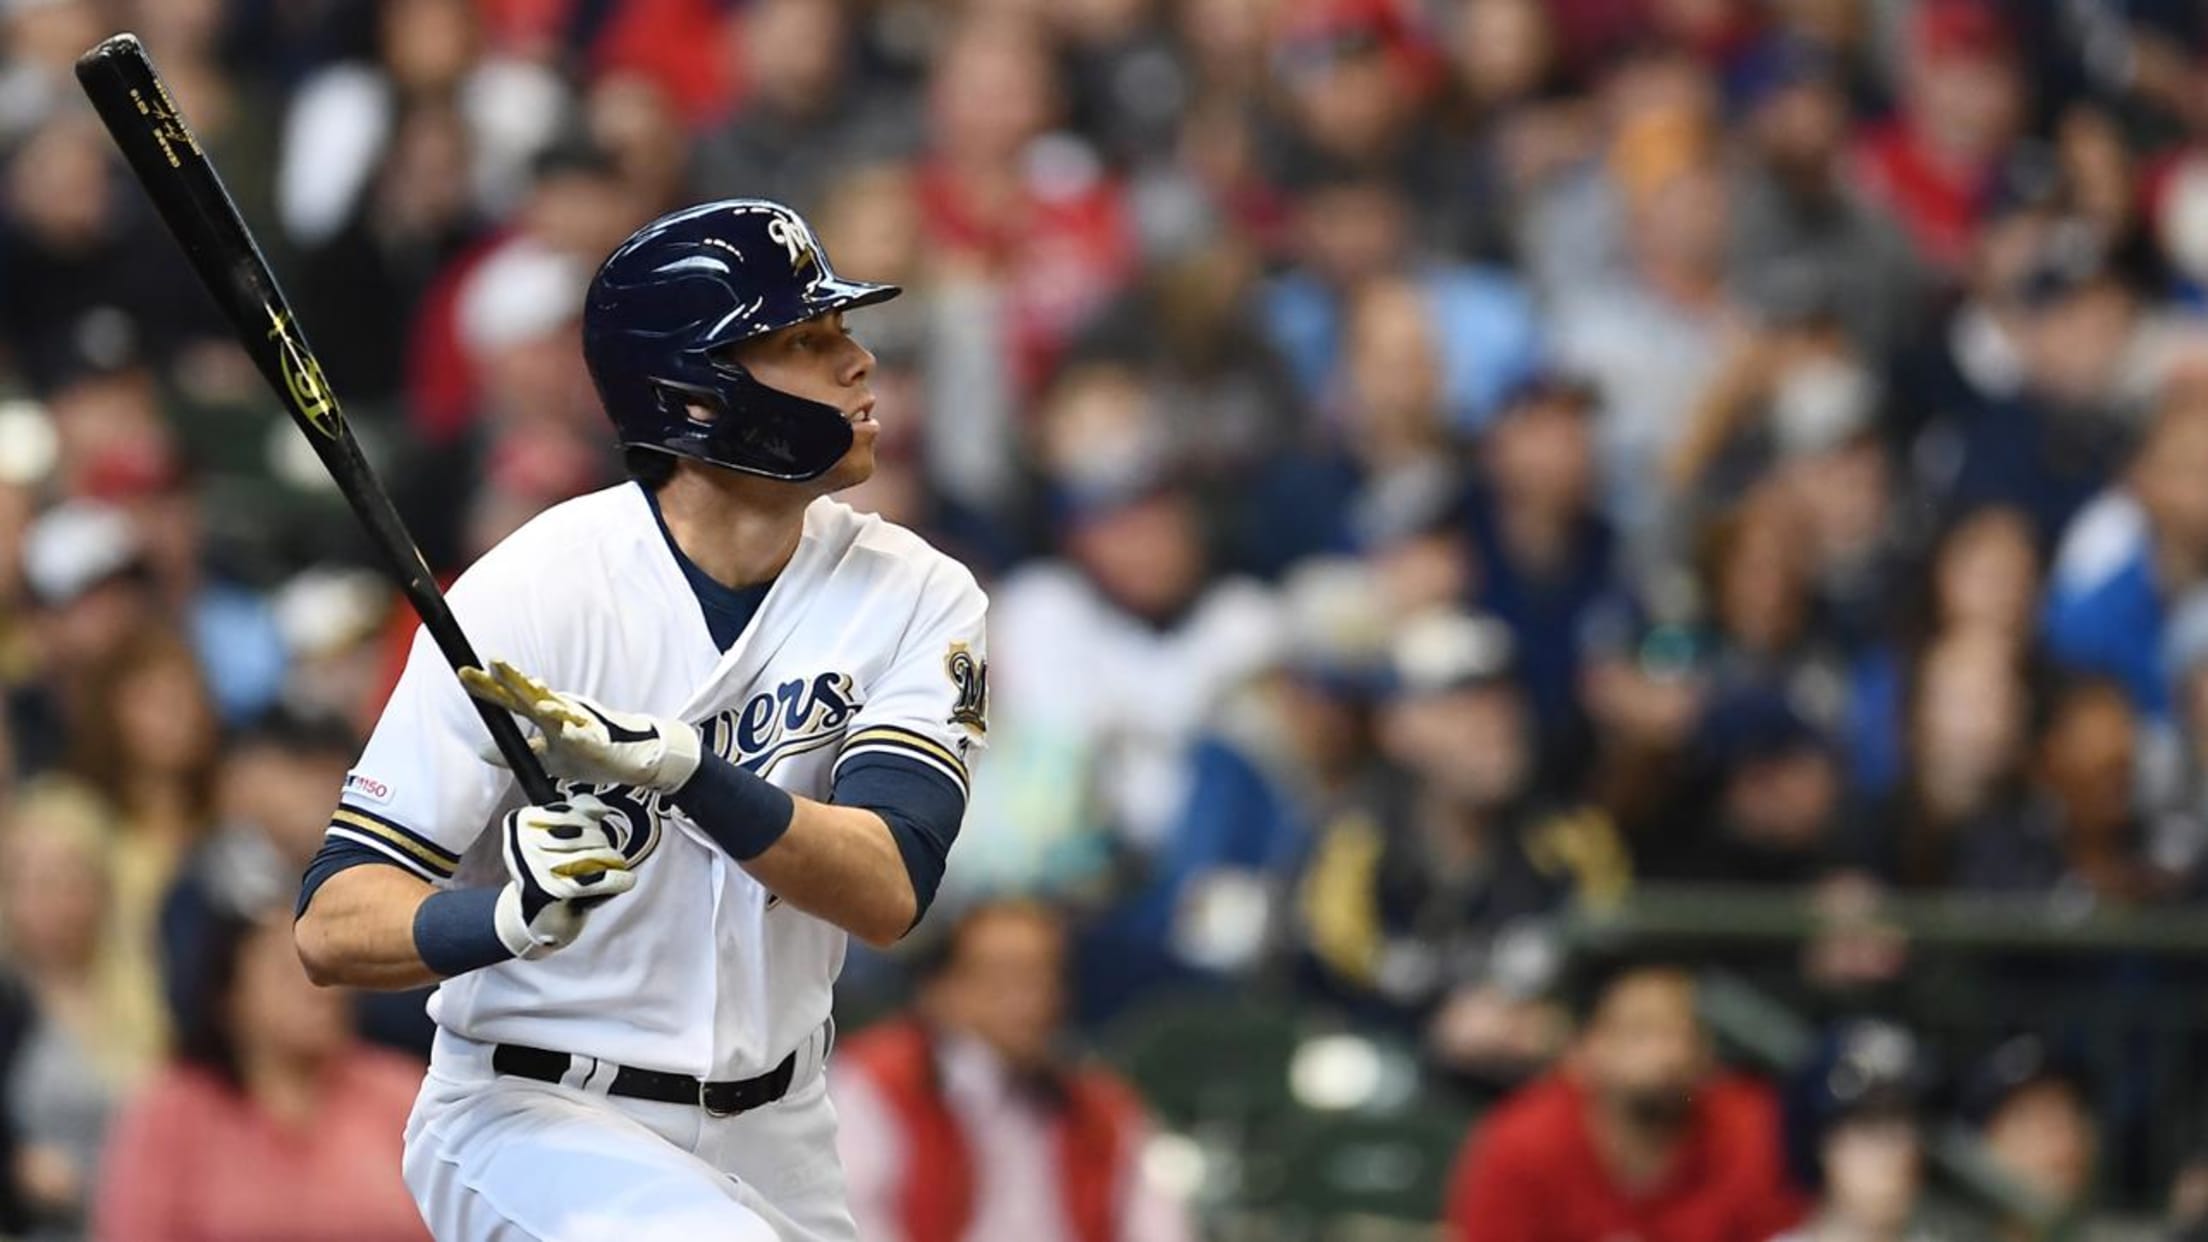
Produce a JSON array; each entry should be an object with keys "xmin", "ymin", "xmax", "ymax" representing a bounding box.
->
[{"xmin": 582, "ymin": 199, "xmax": 900, "ymax": 482}]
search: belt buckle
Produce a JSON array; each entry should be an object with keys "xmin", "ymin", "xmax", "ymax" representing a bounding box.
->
[{"xmin": 700, "ymin": 1079, "xmax": 737, "ymax": 1118}]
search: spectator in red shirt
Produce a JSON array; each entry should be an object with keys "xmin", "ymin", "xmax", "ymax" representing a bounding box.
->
[
  {"xmin": 1850, "ymin": 0, "xmax": 2025, "ymax": 273},
  {"xmin": 1446, "ymin": 960, "xmax": 1806, "ymax": 1242},
  {"xmin": 915, "ymin": 16, "xmax": 1138, "ymax": 397},
  {"xmin": 91, "ymin": 902, "xmax": 429, "ymax": 1242}
]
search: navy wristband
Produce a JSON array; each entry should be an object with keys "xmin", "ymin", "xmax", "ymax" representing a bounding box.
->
[
  {"xmin": 413, "ymin": 887, "xmax": 514, "ymax": 977},
  {"xmin": 669, "ymin": 753, "xmax": 795, "ymax": 861}
]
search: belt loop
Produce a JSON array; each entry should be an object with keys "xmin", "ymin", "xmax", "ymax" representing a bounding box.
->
[
  {"xmin": 582, "ymin": 1057, "xmax": 615, "ymax": 1094},
  {"xmin": 560, "ymin": 1055, "xmax": 598, "ymax": 1092},
  {"xmin": 799, "ymin": 1018, "xmax": 832, "ymax": 1086}
]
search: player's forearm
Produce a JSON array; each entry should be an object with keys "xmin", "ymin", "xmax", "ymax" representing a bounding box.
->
[
  {"xmin": 294, "ymin": 864, "xmax": 446, "ymax": 990},
  {"xmin": 664, "ymin": 751, "xmax": 920, "ymax": 944},
  {"xmin": 741, "ymin": 800, "xmax": 917, "ymax": 947}
]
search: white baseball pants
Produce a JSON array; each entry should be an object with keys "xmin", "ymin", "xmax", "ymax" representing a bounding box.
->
[{"xmin": 402, "ymin": 1027, "xmax": 856, "ymax": 1242}]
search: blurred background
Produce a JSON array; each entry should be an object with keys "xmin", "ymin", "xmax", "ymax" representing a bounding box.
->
[{"xmin": 9, "ymin": 0, "xmax": 2208, "ymax": 1239}]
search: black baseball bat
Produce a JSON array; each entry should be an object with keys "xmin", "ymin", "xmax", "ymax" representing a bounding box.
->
[{"xmin": 74, "ymin": 33, "xmax": 560, "ymax": 808}]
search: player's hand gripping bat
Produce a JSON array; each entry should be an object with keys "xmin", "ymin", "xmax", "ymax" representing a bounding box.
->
[{"xmin": 74, "ymin": 33, "xmax": 562, "ymax": 807}]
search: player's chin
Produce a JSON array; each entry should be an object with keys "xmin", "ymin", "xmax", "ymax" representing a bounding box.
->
[{"xmin": 818, "ymin": 439, "xmax": 876, "ymax": 493}]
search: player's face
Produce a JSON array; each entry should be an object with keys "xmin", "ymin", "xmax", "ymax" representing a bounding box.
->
[{"xmin": 728, "ymin": 311, "xmax": 879, "ymax": 491}]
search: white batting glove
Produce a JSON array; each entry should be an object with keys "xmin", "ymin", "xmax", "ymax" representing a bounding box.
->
[
  {"xmin": 495, "ymin": 794, "xmax": 637, "ymax": 959},
  {"xmin": 462, "ymin": 658, "xmax": 703, "ymax": 793}
]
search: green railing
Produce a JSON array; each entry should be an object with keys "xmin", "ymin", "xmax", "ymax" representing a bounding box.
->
[
  {"xmin": 1568, "ymin": 884, "xmax": 2208, "ymax": 956},
  {"xmin": 1097, "ymin": 885, "xmax": 2206, "ymax": 1239}
]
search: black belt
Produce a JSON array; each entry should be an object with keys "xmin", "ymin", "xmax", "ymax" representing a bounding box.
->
[{"xmin": 493, "ymin": 1043, "xmax": 797, "ymax": 1117}]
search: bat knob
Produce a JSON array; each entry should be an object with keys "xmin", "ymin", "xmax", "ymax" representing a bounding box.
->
[{"xmin": 76, "ymin": 32, "xmax": 146, "ymax": 74}]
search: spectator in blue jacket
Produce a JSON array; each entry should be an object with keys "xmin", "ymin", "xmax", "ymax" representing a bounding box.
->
[{"xmin": 2043, "ymin": 387, "xmax": 2208, "ymax": 720}]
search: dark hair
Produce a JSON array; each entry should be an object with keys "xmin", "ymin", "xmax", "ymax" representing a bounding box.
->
[
  {"xmin": 625, "ymin": 445, "xmax": 677, "ymax": 489},
  {"xmin": 1561, "ymin": 950, "xmax": 1696, "ymax": 1025},
  {"xmin": 1900, "ymin": 504, "xmax": 2043, "ymax": 652},
  {"xmin": 910, "ymin": 897, "xmax": 1064, "ymax": 985},
  {"xmin": 174, "ymin": 907, "xmax": 260, "ymax": 1086},
  {"xmin": 529, "ymin": 136, "xmax": 620, "ymax": 186},
  {"xmin": 1960, "ymin": 1034, "xmax": 2094, "ymax": 1128},
  {"xmin": 2034, "ymin": 671, "xmax": 2134, "ymax": 749},
  {"xmin": 233, "ymin": 704, "xmax": 360, "ymax": 761},
  {"xmin": 66, "ymin": 626, "xmax": 220, "ymax": 826}
]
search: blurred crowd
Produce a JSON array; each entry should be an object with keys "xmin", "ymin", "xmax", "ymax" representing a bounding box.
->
[{"xmin": 8, "ymin": 0, "xmax": 2208, "ymax": 1237}]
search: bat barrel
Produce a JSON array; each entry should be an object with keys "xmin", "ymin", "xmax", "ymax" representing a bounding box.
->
[
  {"xmin": 73, "ymin": 32, "xmax": 562, "ymax": 807},
  {"xmin": 77, "ymin": 39, "xmax": 270, "ymax": 332}
]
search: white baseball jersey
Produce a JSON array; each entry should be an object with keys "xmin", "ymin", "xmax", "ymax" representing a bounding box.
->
[{"xmin": 327, "ymin": 482, "xmax": 988, "ymax": 1081}]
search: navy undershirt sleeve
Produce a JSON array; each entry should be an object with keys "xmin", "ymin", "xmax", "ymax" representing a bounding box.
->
[
  {"xmin": 833, "ymin": 752, "xmax": 967, "ymax": 926},
  {"xmin": 297, "ymin": 837, "xmax": 417, "ymax": 918}
]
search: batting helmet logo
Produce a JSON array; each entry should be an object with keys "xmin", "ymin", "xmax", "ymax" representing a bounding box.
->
[{"xmin": 764, "ymin": 214, "xmax": 821, "ymax": 282}]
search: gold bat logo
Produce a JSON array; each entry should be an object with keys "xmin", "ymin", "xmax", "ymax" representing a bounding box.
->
[
  {"xmin": 127, "ymin": 85, "xmax": 200, "ymax": 169},
  {"xmin": 266, "ymin": 310, "xmax": 342, "ymax": 438}
]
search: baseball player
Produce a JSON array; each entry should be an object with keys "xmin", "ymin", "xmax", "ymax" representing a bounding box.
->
[{"xmin": 293, "ymin": 199, "xmax": 988, "ymax": 1242}]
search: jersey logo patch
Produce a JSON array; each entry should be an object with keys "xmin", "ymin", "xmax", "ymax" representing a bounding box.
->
[
  {"xmin": 945, "ymin": 642, "xmax": 987, "ymax": 736},
  {"xmin": 343, "ymin": 772, "xmax": 393, "ymax": 805}
]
